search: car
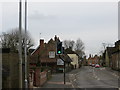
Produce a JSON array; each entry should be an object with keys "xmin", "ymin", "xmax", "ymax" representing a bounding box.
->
[
  {"xmin": 95, "ymin": 64, "xmax": 100, "ymax": 68},
  {"xmin": 92, "ymin": 64, "xmax": 95, "ymax": 67},
  {"xmin": 89, "ymin": 63, "xmax": 92, "ymax": 66}
]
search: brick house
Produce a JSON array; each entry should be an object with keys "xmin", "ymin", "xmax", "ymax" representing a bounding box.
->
[
  {"xmin": 29, "ymin": 36, "xmax": 72, "ymax": 87},
  {"xmin": 88, "ymin": 54, "xmax": 100, "ymax": 65},
  {"xmin": 30, "ymin": 35, "xmax": 72, "ymax": 73}
]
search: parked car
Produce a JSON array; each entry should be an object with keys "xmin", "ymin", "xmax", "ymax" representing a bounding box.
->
[
  {"xmin": 89, "ymin": 63, "xmax": 92, "ymax": 66},
  {"xmin": 95, "ymin": 64, "xmax": 100, "ymax": 68},
  {"xmin": 92, "ymin": 64, "xmax": 95, "ymax": 67}
]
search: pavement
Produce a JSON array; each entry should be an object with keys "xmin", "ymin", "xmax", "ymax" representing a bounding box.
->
[
  {"xmin": 40, "ymin": 68, "xmax": 82, "ymax": 88},
  {"xmin": 41, "ymin": 73, "xmax": 73, "ymax": 88}
]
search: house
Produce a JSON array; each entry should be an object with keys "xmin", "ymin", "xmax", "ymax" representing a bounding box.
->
[
  {"xmin": 111, "ymin": 40, "xmax": 120, "ymax": 70},
  {"xmin": 104, "ymin": 47, "xmax": 115, "ymax": 67},
  {"xmin": 30, "ymin": 35, "xmax": 72, "ymax": 73},
  {"xmin": 87, "ymin": 54, "xmax": 92, "ymax": 65},
  {"xmin": 88, "ymin": 54, "xmax": 100, "ymax": 65},
  {"xmin": 65, "ymin": 48, "xmax": 79, "ymax": 69},
  {"xmin": 68, "ymin": 54, "xmax": 79, "ymax": 68}
]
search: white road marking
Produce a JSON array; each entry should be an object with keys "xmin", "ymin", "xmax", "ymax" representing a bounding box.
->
[
  {"xmin": 97, "ymin": 78, "xmax": 100, "ymax": 80},
  {"xmin": 74, "ymin": 79, "xmax": 76, "ymax": 81},
  {"xmin": 95, "ymin": 76, "xmax": 97, "ymax": 78}
]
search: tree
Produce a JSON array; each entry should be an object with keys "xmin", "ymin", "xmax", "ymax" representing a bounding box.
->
[
  {"xmin": 0, "ymin": 28, "xmax": 34, "ymax": 52},
  {"xmin": 75, "ymin": 38, "xmax": 85, "ymax": 58},
  {"xmin": 63, "ymin": 38, "xmax": 85, "ymax": 58},
  {"xmin": 63, "ymin": 40, "xmax": 75, "ymax": 50}
]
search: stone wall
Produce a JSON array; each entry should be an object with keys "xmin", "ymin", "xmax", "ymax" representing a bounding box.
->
[{"xmin": 2, "ymin": 53, "xmax": 19, "ymax": 88}]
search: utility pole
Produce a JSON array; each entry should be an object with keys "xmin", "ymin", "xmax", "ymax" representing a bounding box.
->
[
  {"xmin": 24, "ymin": 0, "xmax": 28, "ymax": 88},
  {"xmin": 19, "ymin": 0, "xmax": 22, "ymax": 88}
]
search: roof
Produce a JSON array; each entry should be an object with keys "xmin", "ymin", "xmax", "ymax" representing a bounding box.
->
[
  {"xmin": 31, "ymin": 46, "xmax": 40, "ymax": 55},
  {"xmin": 106, "ymin": 47, "xmax": 115, "ymax": 57},
  {"xmin": 64, "ymin": 48, "xmax": 77, "ymax": 54},
  {"xmin": 29, "ymin": 49, "xmax": 35, "ymax": 54},
  {"xmin": 60, "ymin": 54, "xmax": 72, "ymax": 63}
]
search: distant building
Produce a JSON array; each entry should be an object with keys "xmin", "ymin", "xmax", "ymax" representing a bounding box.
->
[{"xmin": 88, "ymin": 54, "xmax": 99, "ymax": 65}]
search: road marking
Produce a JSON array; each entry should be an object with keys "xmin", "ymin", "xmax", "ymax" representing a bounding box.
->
[
  {"xmin": 71, "ymin": 83, "xmax": 75, "ymax": 88},
  {"xmin": 95, "ymin": 76, "xmax": 97, "ymax": 78},
  {"xmin": 97, "ymin": 78, "xmax": 100, "ymax": 80},
  {"xmin": 74, "ymin": 79, "xmax": 76, "ymax": 81}
]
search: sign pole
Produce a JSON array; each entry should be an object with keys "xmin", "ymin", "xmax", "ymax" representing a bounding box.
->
[
  {"xmin": 64, "ymin": 60, "xmax": 65, "ymax": 84},
  {"xmin": 59, "ymin": 55, "xmax": 65, "ymax": 84}
]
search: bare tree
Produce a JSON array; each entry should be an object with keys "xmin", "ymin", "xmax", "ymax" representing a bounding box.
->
[
  {"xmin": 63, "ymin": 40, "xmax": 75, "ymax": 50},
  {"xmin": 75, "ymin": 38, "xmax": 85, "ymax": 58},
  {"xmin": 63, "ymin": 38, "xmax": 85, "ymax": 58},
  {"xmin": 63, "ymin": 40, "xmax": 69, "ymax": 49},
  {"xmin": 0, "ymin": 28, "xmax": 34, "ymax": 52},
  {"xmin": 69, "ymin": 40, "xmax": 75, "ymax": 49}
]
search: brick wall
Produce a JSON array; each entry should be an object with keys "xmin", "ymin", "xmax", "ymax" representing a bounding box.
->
[
  {"xmin": 35, "ymin": 68, "xmax": 40, "ymax": 87},
  {"xmin": 33, "ymin": 68, "xmax": 47, "ymax": 87},
  {"xmin": 40, "ymin": 71, "xmax": 47, "ymax": 86}
]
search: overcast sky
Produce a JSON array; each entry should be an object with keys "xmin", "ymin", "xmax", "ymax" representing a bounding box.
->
[{"xmin": 1, "ymin": 1, "xmax": 118, "ymax": 57}]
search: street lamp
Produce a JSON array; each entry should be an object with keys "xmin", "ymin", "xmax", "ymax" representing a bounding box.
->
[
  {"xmin": 18, "ymin": 0, "xmax": 22, "ymax": 88},
  {"xmin": 24, "ymin": 0, "xmax": 28, "ymax": 88}
]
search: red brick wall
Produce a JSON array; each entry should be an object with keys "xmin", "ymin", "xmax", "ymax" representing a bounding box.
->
[
  {"xmin": 35, "ymin": 68, "xmax": 40, "ymax": 87},
  {"xmin": 40, "ymin": 71, "xmax": 47, "ymax": 86},
  {"xmin": 34, "ymin": 68, "xmax": 47, "ymax": 87}
]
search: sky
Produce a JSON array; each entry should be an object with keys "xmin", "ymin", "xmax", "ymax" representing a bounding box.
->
[{"xmin": 1, "ymin": 0, "xmax": 119, "ymax": 57}]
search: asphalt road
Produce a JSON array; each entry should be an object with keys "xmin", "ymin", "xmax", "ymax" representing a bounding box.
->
[{"xmin": 68, "ymin": 66, "xmax": 119, "ymax": 88}]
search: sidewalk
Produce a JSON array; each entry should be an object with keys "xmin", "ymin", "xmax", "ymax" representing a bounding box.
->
[
  {"xmin": 105, "ymin": 67, "xmax": 119, "ymax": 78},
  {"xmin": 41, "ymin": 73, "xmax": 73, "ymax": 88}
]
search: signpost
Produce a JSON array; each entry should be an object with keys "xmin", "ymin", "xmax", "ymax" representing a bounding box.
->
[
  {"xmin": 59, "ymin": 55, "xmax": 66, "ymax": 84},
  {"xmin": 57, "ymin": 59, "xmax": 64, "ymax": 65},
  {"xmin": 56, "ymin": 41, "xmax": 65, "ymax": 84}
]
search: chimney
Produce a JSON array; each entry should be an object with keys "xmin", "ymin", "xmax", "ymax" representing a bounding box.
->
[
  {"xmin": 54, "ymin": 35, "xmax": 57, "ymax": 41},
  {"xmin": 40, "ymin": 39, "xmax": 44, "ymax": 48}
]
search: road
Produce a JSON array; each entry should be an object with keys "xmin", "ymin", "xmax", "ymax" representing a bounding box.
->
[{"xmin": 68, "ymin": 66, "xmax": 119, "ymax": 88}]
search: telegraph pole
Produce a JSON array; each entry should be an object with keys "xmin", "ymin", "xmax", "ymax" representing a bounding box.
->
[
  {"xmin": 24, "ymin": 0, "xmax": 28, "ymax": 88},
  {"xmin": 19, "ymin": 0, "xmax": 22, "ymax": 88}
]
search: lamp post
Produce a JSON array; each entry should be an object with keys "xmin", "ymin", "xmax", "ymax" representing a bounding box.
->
[
  {"xmin": 24, "ymin": 0, "xmax": 28, "ymax": 88},
  {"xmin": 19, "ymin": 0, "xmax": 22, "ymax": 88}
]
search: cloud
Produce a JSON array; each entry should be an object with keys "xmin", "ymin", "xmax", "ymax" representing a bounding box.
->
[{"xmin": 29, "ymin": 10, "xmax": 57, "ymax": 20}]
